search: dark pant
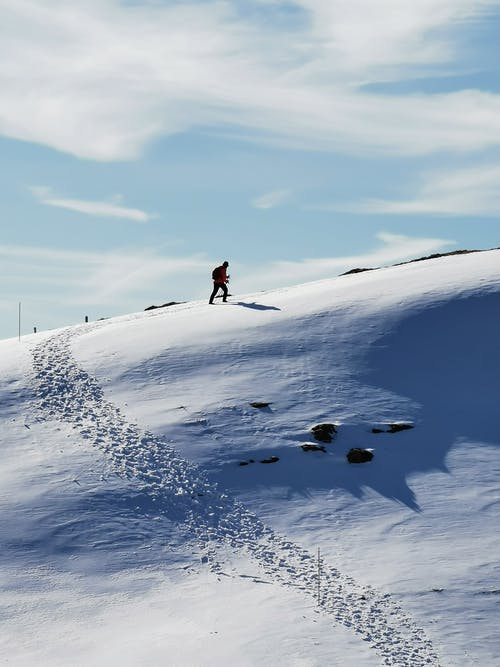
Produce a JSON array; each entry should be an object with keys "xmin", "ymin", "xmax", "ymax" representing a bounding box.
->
[{"xmin": 209, "ymin": 282, "xmax": 228, "ymax": 303}]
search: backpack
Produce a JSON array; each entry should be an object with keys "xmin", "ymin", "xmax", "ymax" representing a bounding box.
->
[{"xmin": 212, "ymin": 266, "xmax": 221, "ymax": 280}]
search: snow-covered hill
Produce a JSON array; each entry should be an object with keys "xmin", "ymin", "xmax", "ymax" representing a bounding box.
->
[{"xmin": 1, "ymin": 250, "xmax": 500, "ymax": 666}]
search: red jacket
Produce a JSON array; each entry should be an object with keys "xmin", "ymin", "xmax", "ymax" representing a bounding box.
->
[{"xmin": 212, "ymin": 265, "xmax": 228, "ymax": 283}]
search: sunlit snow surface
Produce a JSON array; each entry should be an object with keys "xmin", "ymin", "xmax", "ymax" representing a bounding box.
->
[{"xmin": 1, "ymin": 250, "xmax": 500, "ymax": 666}]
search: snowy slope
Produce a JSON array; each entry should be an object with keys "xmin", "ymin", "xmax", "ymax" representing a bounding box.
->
[{"xmin": 1, "ymin": 250, "xmax": 500, "ymax": 666}]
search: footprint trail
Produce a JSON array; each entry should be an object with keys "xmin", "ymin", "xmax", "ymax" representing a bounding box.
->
[{"xmin": 32, "ymin": 324, "xmax": 441, "ymax": 667}]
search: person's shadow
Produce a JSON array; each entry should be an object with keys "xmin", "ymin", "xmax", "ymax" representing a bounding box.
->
[{"xmin": 234, "ymin": 301, "xmax": 281, "ymax": 311}]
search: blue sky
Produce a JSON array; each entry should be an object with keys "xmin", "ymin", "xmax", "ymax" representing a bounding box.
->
[{"xmin": 2, "ymin": 0, "xmax": 500, "ymax": 339}]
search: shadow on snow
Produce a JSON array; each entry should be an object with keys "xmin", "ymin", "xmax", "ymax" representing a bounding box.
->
[
  {"xmin": 233, "ymin": 301, "xmax": 281, "ymax": 311},
  {"xmin": 116, "ymin": 291, "xmax": 500, "ymax": 512}
]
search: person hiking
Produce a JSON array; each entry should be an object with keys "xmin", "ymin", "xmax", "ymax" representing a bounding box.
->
[{"xmin": 209, "ymin": 261, "xmax": 229, "ymax": 304}]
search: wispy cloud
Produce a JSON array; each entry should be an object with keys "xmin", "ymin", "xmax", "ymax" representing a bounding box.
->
[
  {"xmin": 329, "ymin": 164, "xmax": 500, "ymax": 216},
  {"xmin": 292, "ymin": 0, "xmax": 495, "ymax": 77},
  {"xmin": 1, "ymin": 1, "xmax": 500, "ymax": 160},
  {"xmin": 0, "ymin": 244, "xmax": 209, "ymax": 305},
  {"xmin": 252, "ymin": 189, "xmax": 291, "ymax": 209},
  {"xmin": 30, "ymin": 187, "xmax": 153, "ymax": 222}
]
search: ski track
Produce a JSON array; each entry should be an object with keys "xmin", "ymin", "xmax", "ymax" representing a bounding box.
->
[{"xmin": 31, "ymin": 323, "xmax": 441, "ymax": 667}]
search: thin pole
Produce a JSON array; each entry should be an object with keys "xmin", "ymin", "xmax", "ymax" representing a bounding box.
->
[{"xmin": 18, "ymin": 302, "xmax": 21, "ymax": 342}]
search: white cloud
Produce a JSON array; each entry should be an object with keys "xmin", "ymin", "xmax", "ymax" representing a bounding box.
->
[
  {"xmin": 1, "ymin": 1, "xmax": 500, "ymax": 160},
  {"xmin": 292, "ymin": 0, "xmax": 496, "ymax": 77},
  {"xmin": 30, "ymin": 186, "xmax": 153, "ymax": 222},
  {"xmin": 332, "ymin": 164, "xmax": 500, "ymax": 216},
  {"xmin": 252, "ymin": 189, "xmax": 291, "ymax": 209}
]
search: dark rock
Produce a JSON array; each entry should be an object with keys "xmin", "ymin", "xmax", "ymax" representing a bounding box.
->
[
  {"xmin": 346, "ymin": 448, "xmax": 374, "ymax": 464},
  {"xmin": 239, "ymin": 459, "xmax": 256, "ymax": 466},
  {"xmin": 371, "ymin": 423, "xmax": 414, "ymax": 433},
  {"xmin": 311, "ymin": 423, "xmax": 337, "ymax": 443},
  {"xmin": 340, "ymin": 267, "xmax": 375, "ymax": 276},
  {"xmin": 250, "ymin": 401, "xmax": 271, "ymax": 409},
  {"xmin": 144, "ymin": 302, "xmax": 182, "ymax": 311},
  {"xmin": 388, "ymin": 423, "xmax": 414, "ymax": 433},
  {"xmin": 397, "ymin": 249, "xmax": 475, "ymax": 266},
  {"xmin": 260, "ymin": 456, "xmax": 279, "ymax": 464},
  {"xmin": 301, "ymin": 443, "xmax": 327, "ymax": 453}
]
